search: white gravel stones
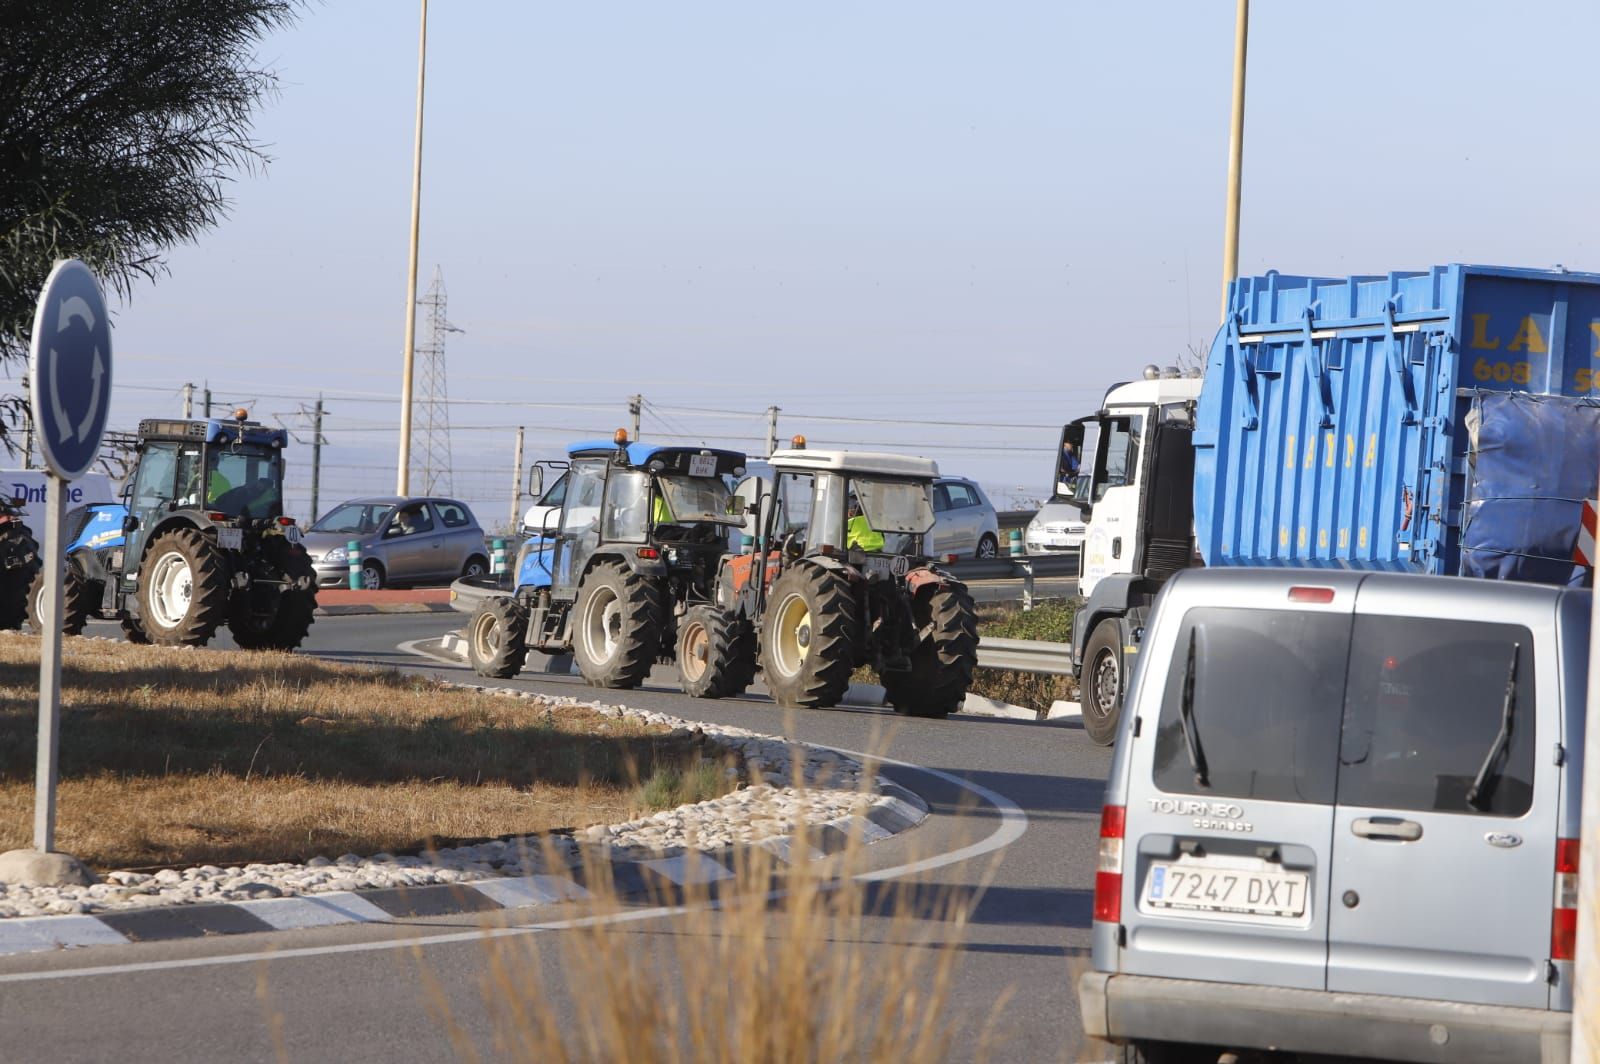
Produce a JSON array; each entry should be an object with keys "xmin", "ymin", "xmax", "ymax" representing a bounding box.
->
[{"xmin": 0, "ymin": 690, "xmax": 909, "ymax": 919}]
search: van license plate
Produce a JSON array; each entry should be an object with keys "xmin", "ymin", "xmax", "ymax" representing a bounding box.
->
[
  {"xmin": 1144, "ymin": 860, "xmax": 1308, "ymax": 919},
  {"xmin": 688, "ymin": 455, "xmax": 717, "ymax": 477}
]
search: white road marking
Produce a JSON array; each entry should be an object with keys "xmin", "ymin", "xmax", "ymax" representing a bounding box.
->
[
  {"xmin": 234, "ymin": 893, "xmax": 391, "ymax": 931},
  {"xmin": 469, "ymin": 875, "xmax": 589, "ymax": 909},
  {"xmin": 0, "ymin": 753, "xmax": 1028, "ymax": 984},
  {"xmin": 0, "ymin": 916, "xmax": 128, "ymax": 954},
  {"xmin": 641, "ymin": 853, "xmax": 734, "ymax": 887}
]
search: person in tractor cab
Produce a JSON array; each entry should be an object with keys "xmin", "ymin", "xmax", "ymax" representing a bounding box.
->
[{"xmin": 846, "ymin": 495, "xmax": 885, "ymax": 552}]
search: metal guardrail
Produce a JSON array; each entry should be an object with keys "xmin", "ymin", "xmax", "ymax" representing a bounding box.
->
[
  {"xmin": 947, "ymin": 552, "xmax": 1078, "ymax": 581},
  {"xmin": 976, "ymin": 637, "xmax": 1075, "ymax": 676}
]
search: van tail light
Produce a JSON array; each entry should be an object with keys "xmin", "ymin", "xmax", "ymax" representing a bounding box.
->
[
  {"xmin": 1094, "ymin": 804, "xmax": 1126, "ymax": 924},
  {"xmin": 1552, "ymin": 837, "xmax": 1579, "ymax": 961}
]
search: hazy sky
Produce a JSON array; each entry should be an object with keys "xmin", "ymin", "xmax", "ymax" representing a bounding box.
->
[{"xmin": 73, "ymin": 0, "xmax": 1600, "ymax": 526}]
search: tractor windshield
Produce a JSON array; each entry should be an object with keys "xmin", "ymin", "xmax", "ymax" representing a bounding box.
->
[
  {"xmin": 656, "ymin": 475, "xmax": 739, "ymax": 525},
  {"xmin": 852, "ymin": 478, "xmax": 934, "ymax": 534},
  {"xmin": 204, "ymin": 444, "xmax": 282, "ymax": 518}
]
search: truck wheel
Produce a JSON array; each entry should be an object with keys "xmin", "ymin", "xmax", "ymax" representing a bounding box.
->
[
  {"xmin": 138, "ymin": 528, "xmax": 230, "ymax": 647},
  {"xmin": 467, "ymin": 597, "xmax": 527, "ymax": 679},
  {"xmin": 0, "ymin": 523, "xmax": 40, "ymax": 631},
  {"xmin": 677, "ymin": 604, "xmax": 756, "ymax": 699},
  {"xmin": 27, "ymin": 564, "xmax": 95, "ymax": 636},
  {"xmin": 761, "ymin": 563, "xmax": 857, "ymax": 709},
  {"xmin": 1082, "ymin": 620, "xmax": 1124, "ymax": 745},
  {"xmin": 572, "ymin": 561, "xmax": 664, "ymax": 688},
  {"xmin": 1123, "ymin": 1041, "xmax": 1217, "ymax": 1064},
  {"xmin": 884, "ymin": 583, "xmax": 979, "ymax": 718},
  {"xmin": 119, "ymin": 613, "xmax": 150, "ymax": 645},
  {"xmin": 228, "ymin": 539, "xmax": 318, "ymax": 651}
]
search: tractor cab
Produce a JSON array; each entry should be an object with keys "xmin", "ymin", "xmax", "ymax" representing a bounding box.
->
[{"xmin": 515, "ymin": 433, "xmax": 747, "ymax": 601}]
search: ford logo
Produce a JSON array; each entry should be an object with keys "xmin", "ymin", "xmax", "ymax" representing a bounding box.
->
[{"xmin": 1484, "ymin": 832, "xmax": 1523, "ymax": 849}]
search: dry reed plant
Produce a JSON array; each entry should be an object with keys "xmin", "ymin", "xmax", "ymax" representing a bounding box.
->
[
  {"xmin": 0, "ymin": 633, "xmax": 730, "ymax": 868},
  {"xmin": 412, "ymin": 741, "xmax": 1010, "ymax": 1064}
]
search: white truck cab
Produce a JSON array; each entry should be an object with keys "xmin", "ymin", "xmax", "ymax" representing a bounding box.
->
[{"xmin": 1072, "ymin": 369, "xmax": 1203, "ymax": 599}]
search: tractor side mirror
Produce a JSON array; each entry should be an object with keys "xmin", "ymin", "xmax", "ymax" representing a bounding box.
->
[
  {"xmin": 121, "ymin": 514, "xmax": 139, "ymax": 534},
  {"xmin": 527, "ymin": 465, "xmax": 544, "ymax": 499}
]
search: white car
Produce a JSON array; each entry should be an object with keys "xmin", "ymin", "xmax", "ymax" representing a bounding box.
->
[
  {"xmin": 1024, "ymin": 496, "xmax": 1086, "ymax": 556},
  {"xmin": 928, "ymin": 476, "xmax": 1001, "ymax": 559},
  {"xmin": 519, "ymin": 469, "xmax": 568, "ymax": 537}
]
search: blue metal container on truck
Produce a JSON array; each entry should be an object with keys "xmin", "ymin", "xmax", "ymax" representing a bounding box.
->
[{"xmin": 1194, "ymin": 264, "xmax": 1600, "ymax": 585}]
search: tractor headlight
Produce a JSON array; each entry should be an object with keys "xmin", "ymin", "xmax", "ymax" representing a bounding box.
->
[{"xmin": 323, "ymin": 546, "xmax": 347, "ymax": 564}]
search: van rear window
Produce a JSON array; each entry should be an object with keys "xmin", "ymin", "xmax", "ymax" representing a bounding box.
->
[
  {"xmin": 1152, "ymin": 607, "xmax": 1349, "ymax": 805},
  {"xmin": 1337, "ymin": 617, "xmax": 1535, "ymax": 817}
]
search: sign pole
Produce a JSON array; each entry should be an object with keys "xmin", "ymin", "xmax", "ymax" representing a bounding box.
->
[{"xmin": 32, "ymin": 475, "xmax": 67, "ymax": 851}]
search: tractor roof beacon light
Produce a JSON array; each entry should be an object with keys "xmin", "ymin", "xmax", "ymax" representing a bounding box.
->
[
  {"xmin": 791, "ymin": 434, "xmax": 807, "ymax": 450},
  {"xmin": 233, "ymin": 407, "xmax": 249, "ymax": 422},
  {"xmin": 614, "ymin": 428, "xmax": 630, "ymax": 446}
]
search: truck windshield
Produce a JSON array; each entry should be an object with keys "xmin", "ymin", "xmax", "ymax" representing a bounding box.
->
[
  {"xmin": 206, "ymin": 445, "xmax": 282, "ymax": 518},
  {"xmin": 656, "ymin": 475, "xmax": 739, "ymax": 525},
  {"xmin": 853, "ymin": 479, "xmax": 934, "ymax": 534}
]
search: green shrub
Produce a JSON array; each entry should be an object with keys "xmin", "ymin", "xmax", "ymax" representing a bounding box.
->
[{"xmin": 970, "ymin": 599, "xmax": 1079, "ymax": 714}]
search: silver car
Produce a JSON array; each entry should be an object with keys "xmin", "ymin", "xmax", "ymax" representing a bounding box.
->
[
  {"xmin": 1079, "ymin": 568, "xmax": 1583, "ymax": 1063},
  {"xmin": 1023, "ymin": 495, "xmax": 1085, "ymax": 556},
  {"xmin": 302, "ymin": 496, "xmax": 489, "ymax": 589},
  {"xmin": 928, "ymin": 476, "xmax": 1001, "ymax": 559}
]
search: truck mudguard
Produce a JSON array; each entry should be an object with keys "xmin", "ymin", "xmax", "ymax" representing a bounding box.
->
[{"xmin": 1071, "ymin": 573, "xmax": 1151, "ymax": 674}]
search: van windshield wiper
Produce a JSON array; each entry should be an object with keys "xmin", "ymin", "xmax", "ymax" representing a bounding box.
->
[
  {"xmin": 1465, "ymin": 643, "xmax": 1519, "ymax": 811},
  {"xmin": 1180, "ymin": 627, "xmax": 1209, "ymax": 787}
]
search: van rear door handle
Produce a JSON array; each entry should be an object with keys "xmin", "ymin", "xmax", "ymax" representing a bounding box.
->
[{"xmin": 1351, "ymin": 817, "xmax": 1423, "ymax": 842}]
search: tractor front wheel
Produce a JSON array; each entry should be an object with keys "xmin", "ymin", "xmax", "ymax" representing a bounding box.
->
[
  {"xmin": 883, "ymin": 582, "xmax": 979, "ymax": 719},
  {"xmin": 138, "ymin": 528, "xmax": 231, "ymax": 646},
  {"xmin": 677, "ymin": 604, "xmax": 756, "ymax": 699},
  {"xmin": 467, "ymin": 597, "xmax": 527, "ymax": 679},
  {"xmin": 760, "ymin": 563, "xmax": 858, "ymax": 709},
  {"xmin": 572, "ymin": 561, "xmax": 664, "ymax": 688},
  {"xmin": 27, "ymin": 563, "xmax": 96, "ymax": 636},
  {"xmin": 228, "ymin": 538, "xmax": 318, "ymax": 651}
]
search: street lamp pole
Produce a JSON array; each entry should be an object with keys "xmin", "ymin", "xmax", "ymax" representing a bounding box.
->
[
  {"xmin": 396, "ymin": 0, "xmax": 428, "ymax": 496},
  {"xmin": 1219, "ymin": 0, "xmax": 1248, "ymax": 320}
]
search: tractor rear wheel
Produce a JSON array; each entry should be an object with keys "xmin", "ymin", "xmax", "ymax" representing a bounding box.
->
[
  {"xmin": 884, "ymin": 582, "xmax": 979, "ymax": 718},
  {"xmin": 760, "ymin": 563, "xmax": 858, "ymax": 709},
  {"xmin": 0, "ymin": 523, "xmax": 40, "ymax": 631},
  {"xmin": 572, "ymin": 561, "xmax": 664, "ymax": 688},
  {"xmin": 228, "ymin": 538, "xmax": 318, "ymax": 651},
  {"xmin": 27, "ymin": 563, "xmax": 96, "ymax": 636},
  {"xmin": 467, "ymin": 597, "xmax": 527, "ymax": 679},
  {"xmin": 138, "ymin": 528, "xmax": 230, "ymax": 647},
  {"xmin": 677, "ymin": 604, "xmax": 756, "ymax": 699}
]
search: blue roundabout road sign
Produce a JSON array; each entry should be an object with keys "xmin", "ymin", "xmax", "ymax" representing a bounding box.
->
[{"xmin": 28, "ymin": 259, "xmax": 113, "ymax": 480}]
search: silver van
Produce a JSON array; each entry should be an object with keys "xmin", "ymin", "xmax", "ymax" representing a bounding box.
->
[{"xmin": 1079, "ymin": 568, "xmax": 1583, "ymax": 1063}]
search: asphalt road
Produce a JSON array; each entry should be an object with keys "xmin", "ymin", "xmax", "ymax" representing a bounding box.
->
[{"xmin": 0, "ymin": 613, "xmax": 1112, "ymax": 1063}]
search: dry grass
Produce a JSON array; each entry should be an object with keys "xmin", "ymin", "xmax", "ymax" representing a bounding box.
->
[
  {"xmin": 411, "ymin": 778, "xmax": 1005, "ymax": 1063},
  {"xmin": 0, "ymin": 634, "xmax": 732, "ymax": 869}
]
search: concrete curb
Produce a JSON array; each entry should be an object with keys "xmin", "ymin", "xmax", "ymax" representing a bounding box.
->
[
  {"xmin": 434, "ymin": 633, "xmax": 1037, "ymax": 720},
  {"xmin": 0, "ymin": 687, "xmax": 930, "ymax": 958}
]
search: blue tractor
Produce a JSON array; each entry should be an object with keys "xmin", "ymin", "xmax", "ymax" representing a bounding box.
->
[
  {"xmin": 465, "ymin": 432, "xmax": 749, "ymax": 687},
  {"xmin": 28, "ymin": 411, "xmax": 318, "ymax": 649}
]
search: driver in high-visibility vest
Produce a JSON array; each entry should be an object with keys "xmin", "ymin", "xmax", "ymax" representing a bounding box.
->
[
  {"xmin": 846, "ymin": 496, "xmax": 884, "ymax": 552},
  {"xmin": 652, "ymin": 492, "xmax": 674, "ymax": 526}
]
